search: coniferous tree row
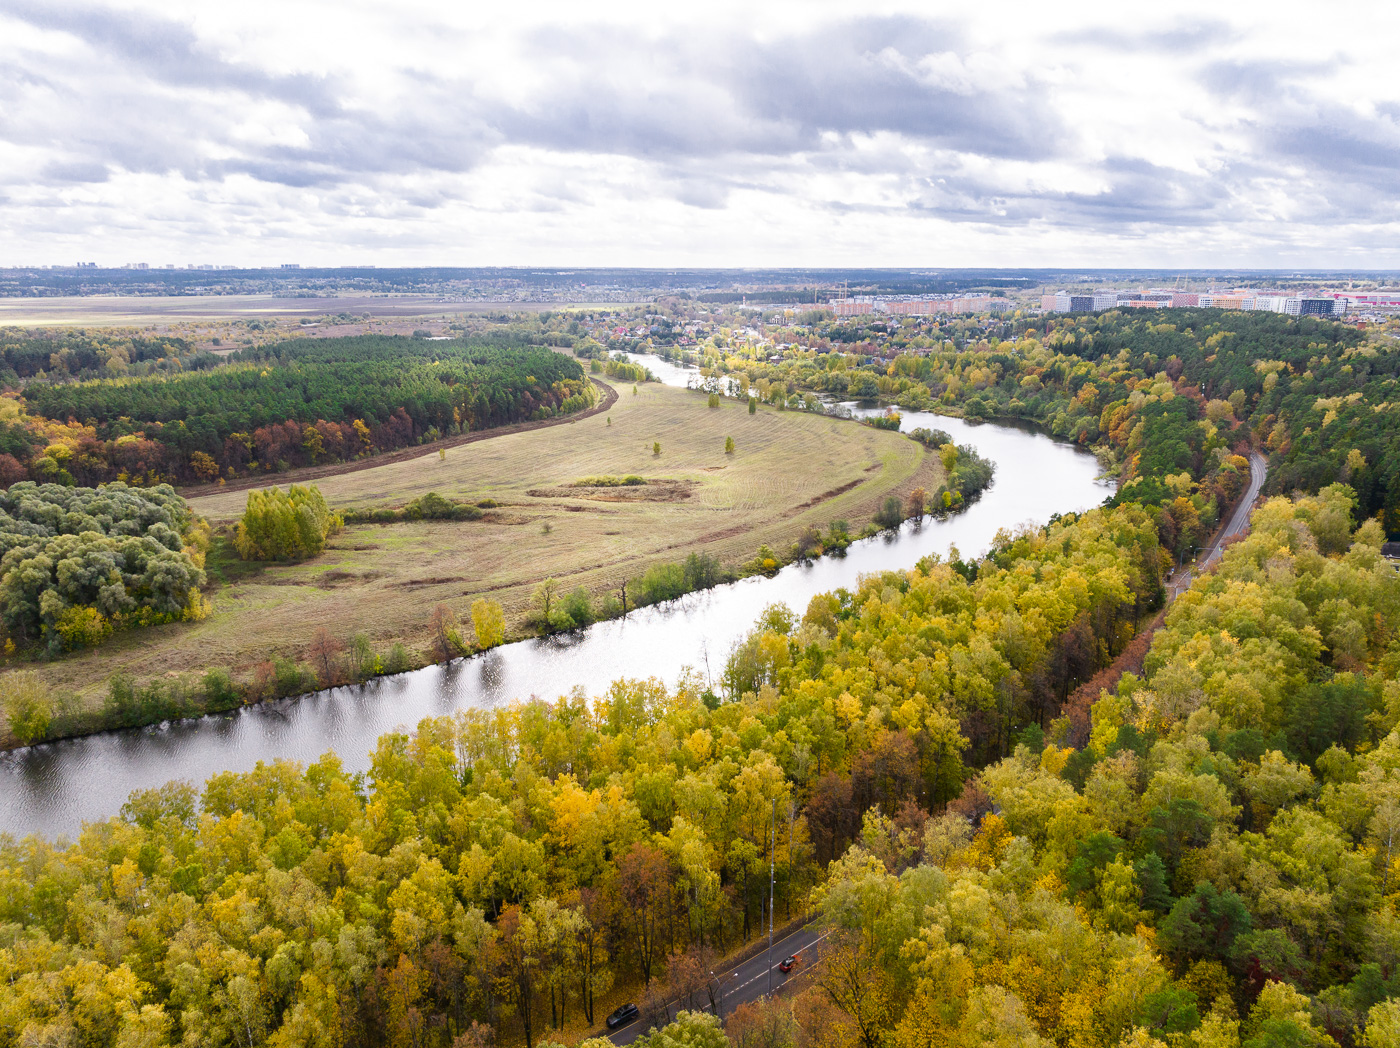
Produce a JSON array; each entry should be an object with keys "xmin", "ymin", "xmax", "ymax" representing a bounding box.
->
[{"xmin": 6, "ymin": 337, "xmax": 593, "ymax": 486}]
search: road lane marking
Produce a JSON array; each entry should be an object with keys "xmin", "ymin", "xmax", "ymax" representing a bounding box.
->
[{"xmin": 608, "ymin": 927, "xmax": 834, "ymax": 1043}]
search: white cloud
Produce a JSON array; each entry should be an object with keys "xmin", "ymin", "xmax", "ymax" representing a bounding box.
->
[{"xmin": 0, "ymin": 0, "xmax": 1398, "ymax": 266}]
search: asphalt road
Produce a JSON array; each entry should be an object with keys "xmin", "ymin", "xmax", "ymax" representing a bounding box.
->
[
  {"xmin": 608, "ymin": 923, "xmax": 830, "ymax": 1045},
  {"xmin": 1167, "ymin": 450, "xmax": 1268, "ymax": 599}
]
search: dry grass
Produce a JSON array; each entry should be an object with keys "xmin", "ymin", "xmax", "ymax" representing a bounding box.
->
[
  {"xmin": 0, "ymin": 295, "xmax": 635, "ymax": 328},
  {"xmin": 26, "ymin": 382, "xmax": 941, "ymax": 698}
]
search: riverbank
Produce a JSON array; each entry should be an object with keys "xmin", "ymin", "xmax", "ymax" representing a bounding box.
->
[
  {"xmin": 0, "ymin": 412, "xmax": 1105, "ymax": 838},
  {"xmin": 0, "ymin": 380, "xmax": 942, "ymax": 746}
]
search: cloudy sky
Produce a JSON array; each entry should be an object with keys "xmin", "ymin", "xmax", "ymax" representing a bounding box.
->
[{"xmin": 2, "ymin": 0, "xmax": 1398, "ymax": 268}]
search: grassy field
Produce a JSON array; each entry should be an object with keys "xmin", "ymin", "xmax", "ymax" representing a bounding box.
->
[
  {"xmin": 25, "ymin": 381, "xmax": 940, "ymax": 698},
  {"xmin": 0, "ymin": 295, "xmax": 636, "ymax": 327}
]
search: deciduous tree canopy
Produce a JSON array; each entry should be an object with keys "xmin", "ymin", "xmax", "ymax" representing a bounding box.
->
[{"xmin": 0, "ymin": 480, "xmax": 206, "ymax": 650}]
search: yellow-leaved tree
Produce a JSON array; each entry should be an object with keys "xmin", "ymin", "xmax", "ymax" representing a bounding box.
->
[
  {"xmin": 471, "ymin": 597, "xmax": 506, "ymax": 649},
  {"xmin": 233, "ymin": 484, "xmax": 342, "ymax": 561}
]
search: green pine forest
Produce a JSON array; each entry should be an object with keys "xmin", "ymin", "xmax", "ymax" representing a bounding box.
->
[{"xmin": 1, "ymin": 336, "xmax": 594, "ymax": 487}]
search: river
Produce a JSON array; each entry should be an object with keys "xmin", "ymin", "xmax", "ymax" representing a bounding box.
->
[{"xmin": 0, "ymin": 357, "xmax": 1112, "ymax": 840}]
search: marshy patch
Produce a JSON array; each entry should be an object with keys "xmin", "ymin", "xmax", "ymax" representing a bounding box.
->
[{"xmin": 528, "ymin": 479, "xmax": 697, "ymax": 503}]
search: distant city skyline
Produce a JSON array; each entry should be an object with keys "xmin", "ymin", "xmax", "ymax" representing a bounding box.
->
[{"xmin": 2, "ymin": 0, "xmax": 1398, "ymax": 268}]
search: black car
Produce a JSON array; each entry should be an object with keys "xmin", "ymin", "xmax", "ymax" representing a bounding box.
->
[{"xmin": 607, "ymin": 1003, "xmax": 640, "ymax": 1030}]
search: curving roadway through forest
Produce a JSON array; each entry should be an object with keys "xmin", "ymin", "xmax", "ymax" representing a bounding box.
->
[{"xmin": 1167, "ymin": 451, "xmax": 1267, "ymax": 599}]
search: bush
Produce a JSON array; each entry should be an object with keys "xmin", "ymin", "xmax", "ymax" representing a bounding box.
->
[
  {"xmin": 682, "ymin": 552, "xmax": 726, "ymax": 589},
  {"xmin": 947, "ymin": 444, "xmax": 995, "ymax": 501},
  {"xmin": 743, "ymin": 543, "xmax": 781, "ymax": 575},
  {"xmin": 603, "ymin": 356, "xmax": 648, "ymax": 382},
  {"xmin": 201, "ymin": 668, "xmax": 242, "ymax": 711},
  {"xmin": 875, "ymin": 496, "xmax": 905, "ymax": 529},
  {"xmin": 103, "ymin": 674, "xmax": 198, "ymax": 728},
  {"xmin": 863, "ymin": 410, "xmax": 902, "ymax": 431},
  {"xmin": 401, "ymin": 491, "xmax": 482, "ymax": 521},
  {"xmin": 5, "ymin": 670, "xmax": 53, "ymax": 745},
  {"xmin": 344, "ymin": 491, "xmax": 482, "ymax": 524},
  {"xmin": 560, "ymin": 587, "xmax": 596, "ymax": 627},
  {"xmin": 273, "ymin": 657, "xmax": 313, "ymax": 696},
  {"xmin": 234, "ymin": 484, "xmax": 342, "ymax": 561},
  {"xmin": 634, "ymin": 562, "xmax": 688, "ymax": 605},
  {"xmin": 383, "ymin": 643, "xmax": 412, "ymax": 674},
  {"xmin": 909, "ymin": 427, "xmax": 953, "ymax": 449},
  {"xmin": 574, "ymin": 475, "xmax": 646, "ymax": 487},
  {"xmin": 54, "ymin": 605, "xmax": 113, "ymax": 650}
]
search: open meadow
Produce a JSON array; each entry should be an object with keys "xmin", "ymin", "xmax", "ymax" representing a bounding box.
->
[
  {"xmin": 0, "ymin": 294, "xmax": 634, "ymax": 327},
  {"xmin": 30, "ymin": 380, "xmax": 940, "ymax": 698}
]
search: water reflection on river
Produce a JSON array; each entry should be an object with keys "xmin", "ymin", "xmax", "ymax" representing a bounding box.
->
[{"xmin": 0, "ymin": 359, "xmax": 1112, "ymax": 839}]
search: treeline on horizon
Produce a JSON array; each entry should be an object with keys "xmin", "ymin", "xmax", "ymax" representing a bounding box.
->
[
  {"xmin": 0, "ymin": 336, "xmax": 593, "ymax": 488},
  {"xmin": 0, "ymin": 330, "xmax": 215, "ymax": 387}
]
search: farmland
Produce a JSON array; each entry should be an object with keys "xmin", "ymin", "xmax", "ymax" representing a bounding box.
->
[{"xmin": 29, "ymin": 380, "xmax": 940, "ymax": 698}]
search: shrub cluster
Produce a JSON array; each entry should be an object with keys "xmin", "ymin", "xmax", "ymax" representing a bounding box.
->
[
  {"xmin": 574, "ymin": 475, "xmax": 646, "ymax": 487},
  {"xmin": 861, "ymin": 409, "xmax": 903, "ymax": 431},
  {"xmin": 908, "ymin": 425, "xmax": 953, "ymax": 448},
  {"xmin": 342, "ymin": 491, "xmax": 483, "ymax": 524},
  {"xmin": 0, "ymin": 481, "xmax": 207, "ymax": 652},
  {"xmin": 599, "ymin": 354, "xmax": 650, "ymax": 382}
]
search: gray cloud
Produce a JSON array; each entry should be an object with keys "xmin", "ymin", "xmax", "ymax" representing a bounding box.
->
[
  {"xmin": 0, "ymin": 0, "xmax": 340, "ymax": 114},
  {"xmin": 0, "ymin": 5, "xmax": 1070, "ymax": 209},
  {"xmin": 39, "ymin": 159, "xmax": 108, "ymax": 183},
  {"xmin": 887, "ymin": 154, "xmax": 1239, "ymax": 231},
  {"xmin": 1195, "ymin": 58, "xmax": 1400, "ymax": 217},
  {"xmin": 1055, "ymin": 20, "xmax": 1240, "ymax": 54},
  {"xmin": 1199, "ymin": 57, "xmax": 1334, "ymax": 104},
  {"xmin": 0, "ymin": 2, "xmax": 496, "ymax": 189},
  {"xmin": 0, "ymin": 3, "xmax": 1398, "ymax": 261},
  {"xmin": 502, "ymin": 17, "xmax": 1061, "ymax": 162},
  {"xmin": 730, "ymin": 19, "xmax": 1059, "ymax": 160}
]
